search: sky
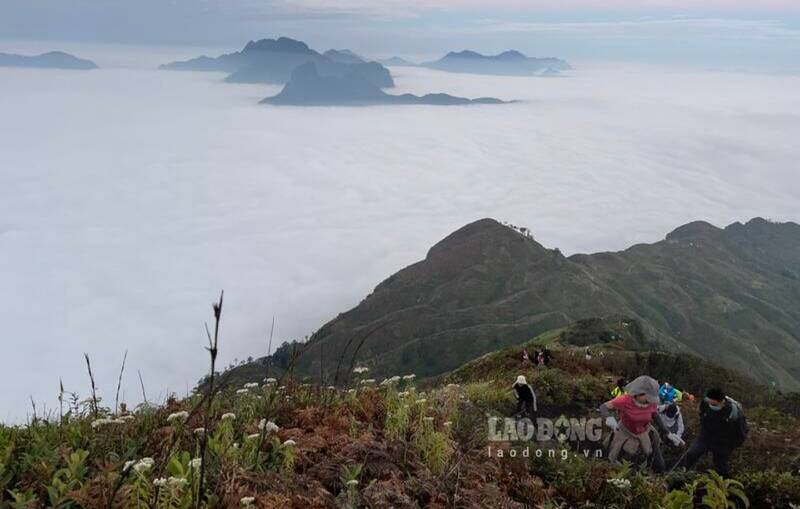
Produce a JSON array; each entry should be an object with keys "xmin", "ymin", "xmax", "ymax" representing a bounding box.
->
[
  {"xmin": 1, "ymin": 0, "xmax": 799, "ymax": 68},
  {"xmin": 1, "ymin": 51, "xmax": 799, "ymax": 421},
  {"xmin": 0, "ymin": 1, "xmax": 799, "ymax": 421}
]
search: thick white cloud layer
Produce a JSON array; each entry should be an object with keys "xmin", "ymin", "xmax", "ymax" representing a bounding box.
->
[{"xmin": 1, "ymin": 45, "xmax": 798, "ymax": 421}]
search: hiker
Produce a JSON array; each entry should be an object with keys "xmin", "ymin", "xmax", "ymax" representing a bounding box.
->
[
  {"xmin": 542, "ymin": 348, "xmax": 552, "ymax": 367},
  {"xmin": 537, "ymin": 350, "xmax": 546, "ymax": 367},
  {"xmin": 531, "ymin": 349, "xmax": 540, "ymax": 366},
  {"xmin": 659, "ymin": 382, "xmax": 684, "ymax": 403},
  {"xmin": 681, "ymin": 388, "xmax": 748, "ymax": 477},
  {"xmin": 585, "ymin": 348, "xmax": 593, "ymax": 361},
  {"xmin": 512, "ymin": 375, "xmax": 538, "ymax": 420},
  {"xmin": 611, "ymin": 378, "xmax": 627, "ymax": 398},
  {"xmin": 657, "ymin": 403, "xmax": 686, "ymax": 447},
  {"xmin": 522, "ymin": 348, "xmax": 530, "ymax": 363},
  {"xmin": 600, "ymin": 375, "xmax": 668, "ymax": 472}
]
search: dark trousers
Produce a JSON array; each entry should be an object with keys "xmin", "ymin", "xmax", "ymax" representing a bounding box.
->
[
  {"xmin": 515, "ymin": 399, "xmax": 535, "ymax": 420},
  {"xmin": 682, "ymin": 439, "xmax": 733, "ymax": 477},
  {"xmin": 649, "ymin": 431, "xmax": 666, "ymax": 473}
]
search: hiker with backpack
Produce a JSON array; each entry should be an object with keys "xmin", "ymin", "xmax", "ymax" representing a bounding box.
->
[
  {"xmin": 611, "ymin": 377, "xmax": 628, "ymax": 398},
  {"xmin": 681, "ymin": 388, "xmax": 748, "ymax": 477},
  {"xmin": 657, "ymin": 402, "xmax": 686, "ymax": 447},
  {"xmin": 659, "ymin": 382, "xmax": 684, "ymax": 403},
  {"xmin": 600, "ymin": 375, "xmax": 670, "ymax": 472},
  {"xmin": 512, "ymin": 375, "xmax": 538, "ymax": 421}
]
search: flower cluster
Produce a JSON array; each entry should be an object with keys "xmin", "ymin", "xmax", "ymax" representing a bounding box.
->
[
  {"xmin": 126, "ymin": 457, "xmax": 155, "ymax": 473},
  {"xmin": 353, "ymin": 366, "xmax": 369, "ymax": 374},
  {"xmin": 607, "ymin": 478, "xmax": 631, "ymax": 490},
  {"xmin": 153, "ymin": 476, "xmax": 188, "ymax": 488},
  {"xmin": 258, "ymin": 419, "xmax": 280, "ymax": 433},
  {"xmin": 221, "ymin": 412, "xmax": 236, "ymax": 421},
  {"xmin": 91, "ymin": 417, "xmax": 126, "ymax": 429},
  {"xmin": 166, "ymin": 411, "xmax": 189, "ymax": 423}
]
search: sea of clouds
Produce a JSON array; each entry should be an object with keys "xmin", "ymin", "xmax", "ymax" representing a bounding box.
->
[{"xmin": 1, "ymin": 42, "xmax": 798, "ymax": 421}]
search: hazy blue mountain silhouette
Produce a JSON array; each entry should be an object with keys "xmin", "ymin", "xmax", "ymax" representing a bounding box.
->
[
  {"xmin": 260, "ymin": 62, "xmax": 509, "ymax": 106},
  {"xmin": 378, "ymin": 56, "xmax": 418, "ymax": 67},
  {"xmin": 160, "ymin": 37, "xmax": 394, "ymax": 88},
  {"xmin": 0, "ymin": 51, "xmax": 98, "ymax": 70},
  {"xmin": 423, "ymin": 49, "xmax": 571, "ymax": 76},
  {"xmin": 323, "ymin": 49, "xmax": 366, "ymax": 64}
]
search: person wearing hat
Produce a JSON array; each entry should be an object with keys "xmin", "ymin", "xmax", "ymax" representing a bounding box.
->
[
  {"xmin": 681, "ymin": 387, "xmax": 748, "ymax": 477},
  {"xmin": 512, "ymin": 375, "xmax": 537, "ymax": 420},
  {"xmin": 600, "ymin": 375, "xmax": 669, "ymax": 472}
]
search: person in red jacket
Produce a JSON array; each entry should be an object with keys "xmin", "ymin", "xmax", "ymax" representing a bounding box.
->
[{"xmin": 600, "ymin": 375, "xmax": 669, "ymax": 472}]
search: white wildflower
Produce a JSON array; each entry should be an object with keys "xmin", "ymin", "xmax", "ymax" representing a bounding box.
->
[
  {"xmin": 263, "ymin": 377, "xmax": 277, "ymax": 384},
  {"xmin": 424, "ymin": 416, "xmax": 434, "ymax": 422},
  {"xmin": 444, "ymin": 421, "xmax": 452, "ymax": 427},
  {"xmin": 134, "ymin": 457, "xmax": 154, "ymax": 472},
  {"xmin": 402, "ymin": 374, "xmax": 416, "ymax": 381},
  {"xmin": 258, "ymin": 419, "xmax": 280, "ymax": 433},
  {"xmin": 123, "ymin": 460, "xmax": 136, "ymax": 472},
  {"xmin": 607, "ymin": 478, "xmax": 631, "ymax": 490},
  {"xmin": 415, "ymin": 399, "xmax": 427, "ymax": 405},
  {"xmin": 167, "ymin": 476, "xmax": 188, "ymax": 488},
  {"xmin": 189, "ymin": 458, "xmax": 202, "ymax": 469},
  {"xmin": 353, "ymin": 366, "xmax": 369, "ymax": 374},
  {"xmin": 327, "ymin": 385, "xmax": 336, "ymax": 390},
  {"xmin": 240, "ymin": 497, "xmax": 255, "ymax": 506},
  {"xmin": 246, "ymin": 433, "xmax": 260, "ymax": 440},
  {"xmin": 244, "ymin": 382, "xmax": 259, "ymax": 389},
  {"xmin": 119, "ymin": 414, "xmax": 135, "ymax": 421},
  {"xmin": 193, "ymin": 427, "xmax": 206, "ymax": 435},
  {"xmin": 153, "ymin": 477, "xmax": 167, "ymax": 487},
  {"xmin": 236, "ymin": 389, "xmax": 249, "ymax": 394},
  {"xmin": 398, "ymin": 391, "xmax": 409, "ymax": 397},
  {"xmin": 166, "ymin": 411, "xmax": 189, "ymax": 423},
  {"xmin": 360, "ymin": 379, "xmax": 375, "ymax": 385},
  {"xmin": 221, "ymin": 413, "xmax": 236, "ymax": 421},
  {"xmin": 346, "ymin": 479, "xmax": 359, "ymax": 487},
  {"xmin": 283, "ymin": 439, "xmax": 296, "ymax": 447}
]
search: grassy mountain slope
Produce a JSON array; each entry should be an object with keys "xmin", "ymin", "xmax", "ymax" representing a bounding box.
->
[
  {"xmin": 251, "ymin": 217, "xmax": 800, "ymax": 392},
  {"xmin": 5, "ymin": 320, "xmax": 799, "ymax": 508}
]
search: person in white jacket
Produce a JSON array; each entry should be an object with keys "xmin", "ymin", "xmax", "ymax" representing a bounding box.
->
[{"xmin": 657, "ymin": 402, "xmax": 686, "ymax": 447}]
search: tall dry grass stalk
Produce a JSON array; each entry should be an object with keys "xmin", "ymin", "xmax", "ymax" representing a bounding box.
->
[{"xmin": 196, "ymin": 290, "xmax": 224, "ymax": 508}]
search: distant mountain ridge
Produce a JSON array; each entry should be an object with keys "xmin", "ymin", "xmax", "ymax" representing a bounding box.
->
[
  {"xmin": 423, "ymin": 49, "xmax": 571, "ymax": 76},
  {"xmin": 160, "ymin": 37, "xmax": 394, "ymax": 88},
  {"xmin": 256, "ymin": 217, "xmax": 800, "ymax": 391},
  {"xmin": 261, "ymin": 62, "xmax": 509, "ymax": 106},
  {"xmin": 0, "ymin": 51, "xmax": 98, "ymax": 70}
]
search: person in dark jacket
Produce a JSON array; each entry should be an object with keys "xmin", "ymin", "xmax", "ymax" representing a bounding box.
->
[
  {"xmin": 512, "ymin": 375, "xmax": 537, "ymax": 420},
  {"xmin": 541, "ymin": 348, "xmax": 553, "ymax": 367},
  {"xmin": 681, "ymin": 388, "xmax": 748, "ymax": 477}
]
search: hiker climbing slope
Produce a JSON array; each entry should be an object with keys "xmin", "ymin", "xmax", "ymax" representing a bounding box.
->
[
  {"xmin": 681, "ymin": 388, "xmax": 748, "ymax": 477},
  {"xmin": 512, "ymin": 375, "xmax": 537, "ymax": 421},
  {"xmin": 657, "ymin": 403, "xmax": 686, "ymax": 447},
  {"xmin": 611, "ymin": 378, "xmax": 628, "ymax": 398},
  {"xmin": 600, "ymin": 375, "xmax": 670, "ymax": 472}
]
